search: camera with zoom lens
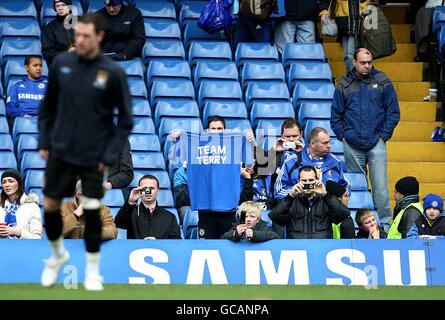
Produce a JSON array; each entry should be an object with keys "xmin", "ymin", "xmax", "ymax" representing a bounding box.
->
[{"xmin": 140, "ymin": 187, "xmax": 152, "ymax": 195}]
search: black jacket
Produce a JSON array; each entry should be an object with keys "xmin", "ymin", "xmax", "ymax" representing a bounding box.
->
[
  {"xmin": 356, "ymin": 226, "xmax": 388, "ymax": 239},
  {"xmin": 41, "ymin": 15, "xmax": 75, "ymax": 66},
  {"xmin": 115, "ymin": 201, "xmax": 182, "ymax": 239},
  {"xmin": 269, "ymin": 193, "xmax": 350, "ymax": 239},
  {"xmin": 108, "ymin": 138, "xmax": 134, "ymax": 189},
  {"xmin": 96, "ymin": 5, "xmax": 145, "ymax": 60},
  {"xmin": 221, "ymin": 220, "xmax": 280, "ymax": 242},
  {"xmin": 38, "ymin": 52, "xmax": 133, "ymax": 166},
  {"xmin": 284, "ymin": 0, "xmax": 319, "ymax": 21}
]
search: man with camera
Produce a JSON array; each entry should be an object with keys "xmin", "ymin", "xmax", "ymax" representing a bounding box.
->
[
  {"xmin": 269, "ymin": 165, "xmax": 350, "ymax": 239},
  {"xmin": 114, "ymin": 175, "xmax": 181, "ymax": 239}
]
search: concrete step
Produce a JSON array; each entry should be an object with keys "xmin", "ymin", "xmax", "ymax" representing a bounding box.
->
[
  {"xmin": 394, "ymin": 82, "xmax": 431, "ymax": 102},
  {"xmin": 391, "ymin": 122, "xmax": 441, "ymax": 142},
  {"xmin": 381, "ymin": 6, "xmax": 408, "ymax": 24},
  {"xmin": 399, "ymin": 102, "xmax": 437, "ymax": 122},
  {"xmin": 391, "ymin": 24, "xmax": 412, "ymax": 43},
  {"xmin": 388, "ymin": 162, "xmax": 445, "ymax": 183},
  {"xmin": 387, "ymin": 142, "xmax": 445, "ymax": 161}
]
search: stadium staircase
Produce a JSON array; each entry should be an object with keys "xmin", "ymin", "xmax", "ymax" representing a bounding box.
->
[{"xmin": 322, "ymin": 5, "xmax": 445, "ymax": 213}]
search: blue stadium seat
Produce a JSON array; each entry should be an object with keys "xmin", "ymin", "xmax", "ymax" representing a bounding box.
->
[
  {"xmin": 0, "ymin": 101, "xmax": 4, "ymax": 117},
  {"xmin": 179, "ymin": 1, "xmax": 205, "ymax": 29},
  {"xmin": 131, "ymin": 99, "xmax": 152, "ymax": 117},
  {"xmin": 157, "ymin": 189, "xmax": 174, "ymax": 207},
  {"xmin": 0, "ymin": 117, "xmax": 9, "ymax": 134},
  {"xmin": 24, "ymin": 170, "xmax": 44, "ymax": 193},
  {"xmin": 138, "ymin": 0, "xmax": 176, "ymax": 20},
  {"xmin": 255, "ymin": 119, "xmax": 283, "ymax": 139},
  {"xmin": 202, "ymin": 101, "xmax": 248, "ymax": 126},
  {"xmin": 235, "ymin": 42, "xmax": 279, "ymax": 68},
  {"xmin": 245, "ymin": 82, "xmax": 290, "ymax": 109},
  {"xmin": 128, "ymin": 79, "xmax": 148, "ymax": 99},
  {"xmin": 142, "ymin": 39, "xmax": 185, "ymax": 64},
  {"xmin": 282, "ymin": 43, "xmax": 326, "ymax": 69},
  {"xmin": 0, "ymin": 38, "xmax": 42, "ymax": 66},
  {"xmin": 29, "ymin": 187, "xmax": 44, "ymax": 206},
  {"xmin": 147, "ymin": 60, "xmax": 191, "ymax": 89},
  {"xmin": 132, "ymin": 117, "xmax": 156, "ymax": 134},
  {"xmin": 433, "ymin": 6, "xmax": 445, "ymax": 33},
  {"xmin": 0, "ymin": 134, "xmax": 14, "ymax": 152},
  {"xmin": 17, "ymin": 134, "xmax": 39, "ymax": 162},
  {"xmin": 0, "ymin": 0, "xmax": 38, "ymax": 20},
  {"xmin": 250, "ymin": 101, "xmax": 294, "ymax": 128},
  {"xmin": 101, "ymin": 189, "xmax": 125, "ymax": 208},
  {"xmin": 0, "ymin": 20, "xmax": 41, "ymax": 45},
  {"xmin": 0, "ymin": 151, "xmax": 17, "ymax": 170},
  {"xmin": 116, "ymin": 60, "xmax": 144, "ymax": 80},
  {"xmin": 188, "ymin": 41, "xmax": 232, "ymax": 67},
  {"xmin": 197, "ymin": 80, "xmax": 242, "ymax": 109},
  {"xmin": 4, "ymin": 59, "xmax": 49, "ymax": 87},
  {"xmin": 154, "ymin": 100, "xmax": 200, "ymax": 127},
  {"xmin": 241, "ymin": 62, "xmax": 285, "ymax": 90},
  {"xmin": 150, "ymin": 79, "xmax": 195, "ymax": 107},
  {"xmin": 144, "ymin": 19, "xmax": 181, "ymax": 40},
  {"xmin": 132, "ymin": 152, "xmax": 166, "ymax": 170},
  {"xmin": 304, "ymin": 120, "xmax": 335, "ymax": 141},
  {"xmin": 182, "ymin": 208, "xmax": 199, "ymax": 239},
  {"xmin": 116, "ymin": 228, "xmax": 127, "ymax": 239},
  {"xmin": 345, "ymin": 172, "xmax": 369, "ymax": 191},
  {"xmin": 438, "ymin": 26, "xmax": 445, "ymax": 56},
  {"xmin": 287, "ymin": 62, "xmax": 333, "ymax": 91},
  {"xmin": 225, "ymin": 119, "xmax": 252, "ymax": 134},
  {"xmin": 175, "ymin": 0, "xmax": 207, "ymax": 11},
  {"xmin": 109, "ymin": 207, "xmax": 119, "ymax": 219},
  {"xmin": 129, "ymin": 170, "xmax": 171, "ymax": 189},
  {"xmin": 193, "ymin": 61, "xmax": 237, "ymax": 88},
  {"xmin": 348, "ymin": 191, "xmax": 374, "ymax": 210},
  {"xmin": 20, "ymin": 151, "xmax": 45, "ymax": 176},
  {"xmin": 261, "ymin": 210, "xmax": 272, "ymax": 227},
  {"xmin": 183, "ymin": 22, "xmax": 226, "ymax": 50},
  {"xmin": 40, "ymin": 0, "xmax": 83, "ymax": 25},
  {"xmin": 158, "ymin": 117, "xmax": 203, "ymax": 144},
  {"xmin": 12, "ymin": 117, "xmax": 39, "ymax": 145},
  {"xmin": 86, "ymin": 0, "xmax": 106, "ymax": 12},
  {"xmin": 164, "ymin": 207, "xmax": 181, "ymax": 226},
  {"xmin": 329, "ymin": 138, "xmax": 345, "ymax": 160},
  {"xmin": 129, "ymin": 134, "xmax": 161, "ymax": 152},
  {"xmin": 297, "ymin": 101, "xmax": 332, "ymax": 127},
  {"xmin": 292, "ymin": 83, "xmax": 335, "ymax": 110}
]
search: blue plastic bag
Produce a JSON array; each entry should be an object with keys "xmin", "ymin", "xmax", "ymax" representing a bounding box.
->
[{"xmin": 198, "ymin": 0, "xmax": 235, "ymax": 34}]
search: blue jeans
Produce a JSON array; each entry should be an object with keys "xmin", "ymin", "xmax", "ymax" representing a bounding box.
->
[
  {"xmin": 343, "ymin": 140, "xmax": 391, "ymax": 225},
  {"xmin": 274, "ymin": 20, "xmax": 316, "ymax": 53},
  {"xmin": 341, "ymin": 35, "xmax": 355, "ymax": 73}
]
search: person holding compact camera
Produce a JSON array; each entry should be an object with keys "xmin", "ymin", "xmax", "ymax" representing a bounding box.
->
[
  {"xmin": 269, "ymin": 165, "xmax": 350, "ymax": 239},
  {"xmin": 114, "ymin": 175, "xmax": 181, "ymax": 240},
  {"xmin": 221, "ymin": 202, "xmax": 279, "ymax": 242}
]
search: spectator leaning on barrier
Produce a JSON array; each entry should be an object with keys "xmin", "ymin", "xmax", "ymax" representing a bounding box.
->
[
  {"xmin": 115, "ymin": 175, "xmax": 181, "ymax": 240},
  {"xmin": 269, "ymin": 165, "xmax": 350, "ymax": 239},
  {"xmin": 355, "ymin": 208, "xmax": 387, "ymax": 239},
  {"xmin": 96, "ymin": 0, "xmax": 145, "ymax": 61},
  {"xmin": 42, "ymin": 0, "xmax": 76, "ymax": 66},
  {"xmin": 325, "ymin": 180, "xmax": 355, "ymax": 239},
  {"xmin": 61, "ymin": 180, "xmax": 117, "ymax": 240},
  {"xmin": 387, "ymin": 176, "xmax": 423, "ymax": 239},
  {"xmin": 0, "ymin": 169, "xmax": 42, "ymax": 239},
  {"xmin": 407, "ymin": 193, "xmax": 445, "ymax": 239},
  {"xmin": 331, "ymin": 48, "xmax": 400, "ymax": 227},
  {"xmin": 221, "ymin": 201, "xmax": 279, "ymax": 242}
]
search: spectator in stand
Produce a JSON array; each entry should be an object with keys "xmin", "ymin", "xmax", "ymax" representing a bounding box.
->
[
  {"xmin": 115, "ymin": 175, "xmax": 181, "ymax": 239},
  {"xmin": 96, "ymin": 0, "xmax": 145, "ymax": 61},
  {"xmin": 331, "ymin": 48, "xmax": 400, "ymax": 227},
  {"xmin": 61, "ymin": 180, "xmax": 117, "ymax": 239},
  {"xmin": 274, "ymin": 0, "xmax": 318, "ymax": 53},
  {"xmin": 407, "ymin": 193, "xmax": 445, "ymax": 239},
  {"xmin": 42, "ymin": 0, "xmax": 76, "ymax": 66},
  {"xmin": 325, "ymin": 180, "xmax": 355, "ymax": 239},
  {"xmin": 275, "ymin": 127, "xmax": 350, "ymax": 200},
  {"xmin": 0, "ymin": 169, "xmax": 42, "ymax": 239},
  {"xmin": 320, "ymin": 0, "xmax": 371, "ymax": 72},
  {"xmin": 387, "ymin": 176, "xmax": 422, "ymax": 239},
  {"xmin": 269, "ymin": 165, "xmax": 350, "ymax": 239},
  {"xmin": 5, "ymin": 55, "xmax": 48, "ymax": 129},
  {"xmin": 355, "ymin": 208, "xmax": 387, "ymax": 239},
  {"xmin": 221, "ymin": 201, "xmax": 279, "ymax": 242}
]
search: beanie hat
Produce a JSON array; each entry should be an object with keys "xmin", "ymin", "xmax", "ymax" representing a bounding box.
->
[
  {"xmin": 423, "ymin": 193, "xmax": 444, "ymax": 213},
  {"xmin": 54, "ymin": 0, "xmax": 72, "ymax": 11},
  {"xmin": 326, "ymin": 180, "xmax": 346, "ymax": 198},
  {"xmin": 395, "ymin": 176, "xmax": 419, "ymax": 196},
  {"xmin": 1, "ymin": 169, "xmax": 23, "ymax": 187},
  {"xmin": 104, "ymin": 0, "xmax": 123, "ymax": 6}
]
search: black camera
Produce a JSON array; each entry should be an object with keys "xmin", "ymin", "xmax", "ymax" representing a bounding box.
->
[
  {"xmin": 140, "ymin": 187, "xmax": 152, "ymax": 195},
  {"xmin": 302, "ymin": 183, "xmax": 315, "ymax": 190},
  {"xmin": 239, "ymin": 211, "xmax": 246, "ymax": 224}
]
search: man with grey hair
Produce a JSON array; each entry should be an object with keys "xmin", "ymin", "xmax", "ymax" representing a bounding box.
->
[
  {"xmin": 275, "ymin": 127, "xmax": 349, "ymax": 200},
  {"xmin": 331, "ymin": 47, "xmax": 400, "ymax": 226}
]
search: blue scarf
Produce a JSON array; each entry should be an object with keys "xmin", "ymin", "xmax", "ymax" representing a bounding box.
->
[{"xmin": 4, "ymin": 200, "xmax": 18, "ymax": 227}]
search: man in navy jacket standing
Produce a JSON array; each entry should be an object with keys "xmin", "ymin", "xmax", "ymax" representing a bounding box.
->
[{"xmin": 331, "ymin": 48, "xmax": 400, "ymax": 226}]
